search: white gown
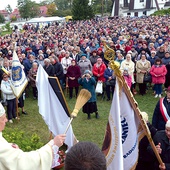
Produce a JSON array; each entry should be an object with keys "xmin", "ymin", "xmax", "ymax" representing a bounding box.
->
[{"xmin": 0, "ymin": 132, "xmax": 54, "ymax": 170}]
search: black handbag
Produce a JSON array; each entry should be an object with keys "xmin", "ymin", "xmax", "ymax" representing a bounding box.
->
[
  {"xmin": 143, "ymin": 73, "xmax": 152, "ymax": 83},
  {"xmin": 105, "ymin": 79, "xmax": 115, "ymax": 86}
]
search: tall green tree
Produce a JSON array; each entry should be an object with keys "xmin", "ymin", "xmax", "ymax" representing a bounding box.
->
[
  {"xmin": 5, "ymin": 4, "xmax": 13, "ymax": 14},
  {"xmin": 72, "ymin": 0, "xmax": 94, "ymax": 20},
  {"xmin": 0, "ymin": 14, "xmax": 5, "ymax": 23},
  {"xmin": 54, "ymin": 0, "xmax": 71, "ymax": 10},
  {"xmin": 91, "ymin": 0, "xmax": 113, "ymax": 14},
  {"xmin": 17, "ymin": 0, "xmax": 39, "ymax": 20}
]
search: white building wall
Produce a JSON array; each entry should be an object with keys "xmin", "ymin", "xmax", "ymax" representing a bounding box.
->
[
  {"xmin": 134, "ymin": 0, "xmax": 146, "ymax": 9},
  {"xmin": 111, "ymin": 0, "xmax": 170, "ymax": 17}
]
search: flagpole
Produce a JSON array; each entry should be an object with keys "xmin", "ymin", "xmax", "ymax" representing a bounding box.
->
[
  {"xmin": 103, "ymin": 42, "xmax": 164, "ymax": 166},
  {"xmin": 16, "ymin": 97, "xmax": 19, "ymax": 121},
  {"xmin": 12, "ymin": 42, "xmax": 19, "ymax": 122},
  {"xmin": 64, "ymin": 118, "xmax": 73, "ymax": 134}
]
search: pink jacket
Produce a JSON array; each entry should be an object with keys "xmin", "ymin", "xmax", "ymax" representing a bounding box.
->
[
  {"xmin": 123, "ymin": 75, "xmax": 132, "ymax": 88},
  {"xmin": 150, "ymin": 64, "xmax": 167, "ymax": 84}
]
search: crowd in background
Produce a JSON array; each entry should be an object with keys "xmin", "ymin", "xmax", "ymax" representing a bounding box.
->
[
  {"xmin": 0, "ymin": 15, "xmax": 170, "ymax": 169},
  {"xmin": 0, "ymin": 16, "xmax": 169, "ymax": 101}
]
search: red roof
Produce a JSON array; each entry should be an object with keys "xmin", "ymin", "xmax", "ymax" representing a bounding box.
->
[
  {"xmin": 39, "ymin": 6, "xmax": 48, "ymax": 17},
  {"xmin": 0, "ymin": 10, "xmax": 8, "ymax": 15},
  {"xmin": 10, "ymin": 9, "xmax": 21, "ymax": 19},
  {"xmin": 0, "ymin": 6, "xmax": 48, "ymax": 19}
]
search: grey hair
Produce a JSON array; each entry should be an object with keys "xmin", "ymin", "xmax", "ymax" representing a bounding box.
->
[{"xmin": 44, "ymin": 58, "xmax": 50, "ymax": 63}]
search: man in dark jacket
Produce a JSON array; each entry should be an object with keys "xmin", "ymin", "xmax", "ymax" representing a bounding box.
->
[
  {"xmin": 43, "ymin": 58, "xmax": 55, "ymax": 76},
  {"xmin": 51, "ymin": 56, "xmax": 64, "ymax": 87},
  {"xmin": 148, "ymin": 120, "xmax": 170, "ymax": 170},
  {"xmin": 152, "ymin": 86, "xmax": 170, "ymax": 130}
]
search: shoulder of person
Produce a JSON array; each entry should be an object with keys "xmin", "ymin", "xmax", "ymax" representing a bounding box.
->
[{"xmin": 155, "ymin": 130, "xmax": 165, "ymax": 137}]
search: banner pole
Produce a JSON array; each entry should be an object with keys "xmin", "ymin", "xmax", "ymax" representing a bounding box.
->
[{"xmin": 104, "ymin": 42, "xmax": 164, "ymax": 166}]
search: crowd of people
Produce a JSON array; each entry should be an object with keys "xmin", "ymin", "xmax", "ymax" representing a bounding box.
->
[{"xmin": 0, "ymin": 15, "xmax": 170, "ymax": 169}]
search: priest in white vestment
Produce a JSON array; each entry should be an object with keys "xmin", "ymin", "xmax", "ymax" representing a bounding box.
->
[{"xmin": 0, "ymin": 102, "xmax": 66, "ymax": 170}]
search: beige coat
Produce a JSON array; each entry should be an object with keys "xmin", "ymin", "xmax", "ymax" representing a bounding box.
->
[{"xmin": 136, "ymin": 60, "xmax": 151, "ymax": 83}]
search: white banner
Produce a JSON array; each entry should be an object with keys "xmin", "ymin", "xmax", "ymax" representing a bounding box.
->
[
  {"xmin": 36, "ymin": 65, "xmax": 77, "ymax": 150},
  {"xmin": 102, "ymin": 80, "xmax": 140, "ymax": 170},
  {"xmin": 10, "ymin": 51, "xmax": 28, "ymax": 97}
]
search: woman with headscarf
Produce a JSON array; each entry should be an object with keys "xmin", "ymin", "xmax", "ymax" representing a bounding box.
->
[
  {"xmin": 78, "ymin": 70, "xmax": 99, "ymax": 120},
  {"xmin": 120, "ymin": 53, "xmax": 136, "ymax": 94},
  {"xmin": 66, "ymin": 59, "xmax": 81, "ymax": 99},
  {"xmin": 92, "ymin": 57, "xmax": 106, "ymax": 82},
  {"xmin": 78, "ymin": 54, "xmax": 92, "ymax": 76}
]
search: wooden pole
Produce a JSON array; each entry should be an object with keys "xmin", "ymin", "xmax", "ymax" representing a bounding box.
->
[
  {"xmin": 104, "ymin": 42, "xmax": 164, "ymax": 166},
  {"xmin": 122, "ymin": 78, "xmax": 163, "ymax": 166},
  {"xmin": 16, "ymin": 97, "xmax": 20, "ymax": 122}
]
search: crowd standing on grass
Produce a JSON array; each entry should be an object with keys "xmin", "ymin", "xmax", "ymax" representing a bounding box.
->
[
  {"xmin": 0, "ymin": 16, "xmax": 169, "ymax": 114},
  {"xmin": 0, "ymin": 15, "xmax": 170, "ymax": 169}
]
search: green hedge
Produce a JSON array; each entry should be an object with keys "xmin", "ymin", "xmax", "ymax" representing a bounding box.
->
[{"xmin": 3, "ymin": 128, "xmax": 44, "ymax": 151}]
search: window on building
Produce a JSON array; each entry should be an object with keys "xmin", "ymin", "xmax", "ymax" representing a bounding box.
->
[
  {"xmin": 127, "ymin": 13, "xmax": 131, "ymax": 16},
  {"xmin": 143, "ymin": 11, "xmax": 147, "ymax": 15},
  {"xmin": 140, "ymin": 0, "xmax": 144, "ymax": 2},
  {"xmin": 124, "ymin": 0, "xmax": 128, "ymax": 7}
]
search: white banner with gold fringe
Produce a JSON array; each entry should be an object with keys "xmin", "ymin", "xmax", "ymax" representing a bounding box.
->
[
  {"xmin": 102, "ymin": 80, "xmax": 141, "ymax": 170},
  {"xmin": 10, "ymin": 51, "xmax": 28, "ymax": 98}
]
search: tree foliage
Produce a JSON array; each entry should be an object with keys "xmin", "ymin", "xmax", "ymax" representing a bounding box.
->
[
  {"xmin": 0, "ymin": 14, "xmax": 5, "ymax": 23},
  {"xmin": 17, "ymin": 0, "xmax": 39, "ymax": 19},
  {"xmin": 91, "ymin": 0, "xmax": 113, "ymax": 15},
  {"xmin": 72, "ymin": 0, "xmax": 94, "ymax": 20},
  {"xmin": 152, "ymin": 8, "xmax": 170, "ymax": 16},
  {"xmin": 5, "ymin": 4, "xmax": 13, "ymax": 14},
  {"xmin": 55, "ymin": 0, "xmax": 72, "ymax": 10},
  {"xmin": 10, "ymin": 16, "xmax": 17, "ymax": 22},
  {"xmin": 47, "ymin": 3, "xmax": 57, "ymax": 16},
  {"xmin": 55, "ymin": 9, "xmax": 72, "ymax": 17}
]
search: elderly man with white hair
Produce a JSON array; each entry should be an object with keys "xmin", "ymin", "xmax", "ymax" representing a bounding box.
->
[
  {"xmin": 148, "ymin": 119, "xmax": 170, "ymax": 170},
  {"xmin": 43, "ymin": 58, "xmax": 55, "ymax": 76},
  {"xmin": 0, "ymin": 102, "xmax": 66, "ymax": 170}
]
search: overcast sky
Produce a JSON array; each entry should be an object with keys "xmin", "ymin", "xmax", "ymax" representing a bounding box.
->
[{"xmin": 0, "ymin": 0, "xmax": 42, "ymax": 10}]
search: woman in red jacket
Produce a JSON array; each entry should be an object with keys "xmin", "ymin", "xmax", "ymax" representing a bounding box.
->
[
  {"xmin": 150, "ymin": 58, "xmax": 167, "ymax": 98},
  {"xmin": 92, "ymin": 57, "xmax": 106, "ymax": 82}
]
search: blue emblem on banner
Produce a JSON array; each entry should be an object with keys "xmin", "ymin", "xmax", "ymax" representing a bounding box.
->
[
  {"xmin": 121, "ymin": 116, "xmax": 129, "ymax": 144},
  {"xmin": 12, "ymin": 66, "xmax": 22, "ymax": 81}
]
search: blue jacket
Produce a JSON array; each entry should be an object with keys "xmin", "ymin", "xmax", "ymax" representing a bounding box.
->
[
  {"xmin": 162, "ymin": 57, "xmax": 170, "ymax": 65},
  {"xmin": 104, "ymin": 68, "xmax": 114, "ymax": 81},
  {"xmin": 78, "ymin": 77, "xmax": 96, "ymax": 102}
]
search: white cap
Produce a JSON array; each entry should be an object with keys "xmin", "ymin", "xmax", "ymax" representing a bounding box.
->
[
  {"xmin": 0, "ymin": 102, "xmax": 5, "ymax": 117},
  {"xmin": 151, "ymin": 50, "xmax": 156, "ymax": 54},
  {"xmin": 166, "ymin": 120, "xmax": 170, "ymax": 128},
  {"xmin": 127, "ymin": 50, "xmax": 132, "ymax": 54}
]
